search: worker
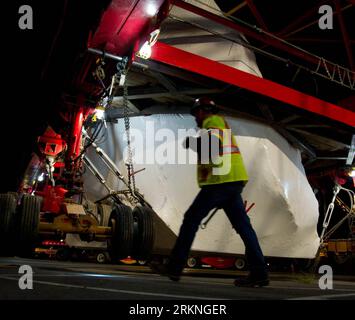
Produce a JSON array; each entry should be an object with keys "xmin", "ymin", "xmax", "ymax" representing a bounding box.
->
[{"xmin": 150, "ymin": 97, "xmax": 269, "ymax": 287}]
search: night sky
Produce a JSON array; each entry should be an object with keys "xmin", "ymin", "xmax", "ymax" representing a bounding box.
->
[{"xmin": 1, "ymin": 1, "xmax": 107, "ymax": 192}]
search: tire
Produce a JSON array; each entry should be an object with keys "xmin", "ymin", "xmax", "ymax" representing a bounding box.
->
[
  {"xmin": 234, "ymin": 257, "xmax": 247, "ymax": 270},
  {"xmin": 16, "ymin": 195, "xmax": 41, "ymax": 257},
  {"xmin": 132, "ymin": 205, "xmax": 155, "ymax": 260},
  {"xmin": 0, "ymin": 193, "xmax": 17, "ymax": 256},
  {"xmin": 96, "ymin": 252, "xmax": 107, "ymax": 264},
  {"xmin": 187, "ymin": 257, "xmax": 198, "ymax": 268},
  {"xmin": 108, "ymin": 204, "xmax": 134, "ymax": 260}
]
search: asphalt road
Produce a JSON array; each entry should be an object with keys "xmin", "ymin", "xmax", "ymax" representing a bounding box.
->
[{"xmin": 0, "ymin": 257, "xmax": 355, "ymax": 300}]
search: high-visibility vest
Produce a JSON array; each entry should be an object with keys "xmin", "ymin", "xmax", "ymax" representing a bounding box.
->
[{"xmin": 197, "ymin": 115, "xmax": 249, "ymax": 187}]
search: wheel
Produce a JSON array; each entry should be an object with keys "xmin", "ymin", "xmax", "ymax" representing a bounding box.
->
[
  {"xmin": 187, "ymin": 257, "xmax": 198, "ymax": 268},
  {"xmin": 96, "ymin": 252, "xmax": 107, "ymax": 264},
  {"xmin": 16, "ymin": 194, "xmax": 41, "ymax": 257},
  {"xmin": 137, "ymin": 260, "xmax": 147, "ymax": 266},
  {"xmin": 132, "ymin": 205, "xmax": 155, "ymax": 260},
  {"xmin": 234, "ymin": 257, "xmax": 247, "ymax": 270},
  {"xmin": 108, "ymin": 204, "xmax": 134, "ymax": 260},
  {"xmin": 0, "ymin": 193, "xmax": 17, "ymax": 256}
]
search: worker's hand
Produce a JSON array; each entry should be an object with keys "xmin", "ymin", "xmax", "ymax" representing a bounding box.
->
[{"xmin": 182, "ymin": 136, "xmax": 190, "ymax": 149}]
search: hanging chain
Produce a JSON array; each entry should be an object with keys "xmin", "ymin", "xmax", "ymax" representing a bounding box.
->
[
  {"xmin": 123, "ymin": 80, "xmax": 136, "ymax": 196},
  {"xmin": 116, "ymin": 56, "xmax": 138, "ymax": 200}
]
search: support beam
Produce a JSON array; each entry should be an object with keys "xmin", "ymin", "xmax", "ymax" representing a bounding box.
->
[
  {"xmin": 316, "ymin": 157, "xmax": 347, "ymax": 160},
  {"xmin": 274, "ymin": 126, "xmax": 317, "ymax": 158},
  {"xmin": 284, "ymin": 4, "xmax": 352, "ymax": 38},
  {"xmin": 279, "ymin": 114, "xmax": 300, "ymax": 124},
  {"xmin": 288, "ymin": 128, "xmax": 351, "ymax": 150},
  {"xmin": 113, "ymin": 87, "xmax": 224, "ymax": 101},
  {"xmin": 335, "ymin": 0, "xmax": 354, "ymax": 70},
  {"xmin": 287, "ymin": 37, "xmax": 354, "ymax": 44},
  {"xmin": 258, "ymin": 103, "xmax": 274, "ymax": 121},
  {"xmin": 151, "ymin": 42, "xmax": 355, "ymax": 127},
  {"xmin": 225, "ymin": 1, "xmax": 247, "ymax": 16},
  {"xmin": 148, "ymin": 71, "xmax": 178, "ymax": 94},
  {"xmin": 277, "ymin": 0, "xmax": 330, "ymax": 36},
  {"xmin": 245, "ymin": 0, "xmax": 269, "ymax": 31},
  {"xmin": 287, "ymin": 124, "xmax": 331, "ymax": 129}
]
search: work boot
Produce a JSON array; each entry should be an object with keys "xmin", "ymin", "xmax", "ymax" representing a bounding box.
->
[
  {"xmin": 234, "ymin": 274, "xmax": 269, "ymax": 287},
  {"xmin": 149, "ymin": 261, "xmax": 181, "ymax": 282}
]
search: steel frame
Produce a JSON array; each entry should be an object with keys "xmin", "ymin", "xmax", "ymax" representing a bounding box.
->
[{"xmin": 150, "ymin": 41, "xmax": 355, "ymax": 126}]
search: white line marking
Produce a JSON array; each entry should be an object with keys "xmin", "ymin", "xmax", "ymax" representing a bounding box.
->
[
  {"xmin": 268, "ymin": 285, "xmax": 355, "ymax": 292},
  {"xmin": 0, "ymin": 276, "xmax": 226, "ymax": 300},
  {"xmin": 288, "ymin": 293, "xmax": 355, "ymax": 300}
]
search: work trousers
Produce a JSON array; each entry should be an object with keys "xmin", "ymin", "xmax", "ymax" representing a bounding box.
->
[{"xmin": 169, "ymin": 181, "xmax": 267, "ymax": 277}]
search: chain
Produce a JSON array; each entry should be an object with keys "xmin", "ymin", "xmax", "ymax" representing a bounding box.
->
[
  {"xmin": 113, "ymin": 56, "xmax": 137, "ymax": 198},
  {"xmin": 123, "ymin": 76, "xmax": 137, "ymax": 198}
]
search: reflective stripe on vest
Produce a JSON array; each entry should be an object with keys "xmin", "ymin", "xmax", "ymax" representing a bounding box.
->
[
  {"xmin": 221, "ymin": 145, "xmax": 240, "ymax": 154},
  {"xmin": 207, "ymin": 129, "xmax": 240, "ymax": 155}
]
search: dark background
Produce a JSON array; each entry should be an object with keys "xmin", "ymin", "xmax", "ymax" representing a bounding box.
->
[{"xmin": 1, "ymin": 1, "xmax": 107, "ymax": 192}]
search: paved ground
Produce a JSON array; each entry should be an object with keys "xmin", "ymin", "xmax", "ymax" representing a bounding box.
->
[{"xmin": 0, "ymin": 257, "xmax": 354, "ymax": 300}]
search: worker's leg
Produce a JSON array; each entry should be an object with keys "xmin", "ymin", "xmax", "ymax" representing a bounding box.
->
[
  {"xmin": 168, "ymin": 185, "xmax": 224, "ymax": 275},
  {"xmin": 222, "ymin": 183, "xmax": 268, "ymax": 278}
]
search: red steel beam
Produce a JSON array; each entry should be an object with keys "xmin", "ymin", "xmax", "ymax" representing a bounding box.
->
[
  {"xmin": 245, "ymin": 0, "xmax": 269, "ymax": 31},
  {"xmin": 171, "ymin": 0, "xmax": 321, "ymax": 67},
  {"xmin": 150, "ymin": 42, "xmax": 355, "ymax": 127},
  {"xmin": 335, "ymin": 0, "xmax": 354, "ymax": 70},
  {"xmin": 90, "ymin": 0, "xmax": 167, "ymax": 55}
]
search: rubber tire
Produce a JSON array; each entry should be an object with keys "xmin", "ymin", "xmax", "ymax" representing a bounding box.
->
[
  {"xmin": 96, "ymin": 252, "xmax": 107, "ymax": 264},
  {"xmin": 108, "ymin": 204, "xmax": 134, "ymax": 260},
  {"xmin": 234, "ymin": 257, "xmax": 247, "ymax": 270},
  {"xmin": 187, "ymin": 257, "xmax": 198, "ymax": 268},
  {"xmin": 17, "ymin": 195, "xmax": 41, "ymax": 257},
  {"xmin": 0, "ymin": 193, "xmax": 17, "ymax": 256},
  {"xmin": 132, "ymin": 205, "xmax": 155, "ymax": 260}
]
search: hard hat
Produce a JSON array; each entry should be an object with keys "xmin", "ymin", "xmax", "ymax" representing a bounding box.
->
[{"xmin": 191, "ymin": 97, "xmax": 218, "ymax": 115}]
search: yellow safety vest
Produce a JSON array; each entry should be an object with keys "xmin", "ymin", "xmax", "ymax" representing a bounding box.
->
[{"xmin": 197, "ymin": 115, "xmax": 249, "ymax": 187}]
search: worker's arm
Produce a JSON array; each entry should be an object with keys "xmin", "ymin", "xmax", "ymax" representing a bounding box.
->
[{"xmin": 183, "ymin": 131, "xmax": 222, "ymax": 160}]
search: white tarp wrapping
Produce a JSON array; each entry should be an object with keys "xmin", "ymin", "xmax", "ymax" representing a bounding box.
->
[
  {"xmin": 160, "ymin": 0, "xmax": 263, "ymax": 76},
  {"xmin": 84, "ymin": 114, "xmax": 320, "ymax": 259}
]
